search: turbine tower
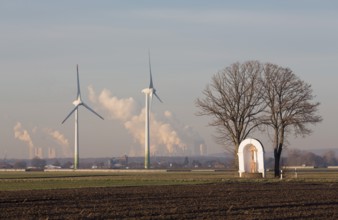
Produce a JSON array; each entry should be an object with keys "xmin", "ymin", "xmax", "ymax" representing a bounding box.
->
[
  {"xmin": 142, "ymin": 52, "xmax": 162, "ymax": 169},
  {"xmin": 62, "ymin": 65, "xmax": 104, "ymax": 169}
]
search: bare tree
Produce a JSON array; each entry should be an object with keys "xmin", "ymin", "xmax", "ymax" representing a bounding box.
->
[
  {"xmin": 261, "ymin": 63, "xmax": 322, "ymax": 177},
  {"xmin": 195, "ymin": 61, "xmax": 266, "ymax": 166}
]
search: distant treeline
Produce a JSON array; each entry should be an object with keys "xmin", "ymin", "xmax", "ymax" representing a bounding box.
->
[
  {"xmin": 1, "ymin": 151, "xmax": 337, "ymax": 169},
  {"xmin": 279, "ymin": 149, "xmax": 337, "ymax": 168}
]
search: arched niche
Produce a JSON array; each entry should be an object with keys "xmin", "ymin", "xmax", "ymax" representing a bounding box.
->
[{"xmin": 238, "ymin": 138, "xmax": 265, "ymax": 178}]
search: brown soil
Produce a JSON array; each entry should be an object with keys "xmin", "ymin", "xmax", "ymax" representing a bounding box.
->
[{"xmin": 0, "ymin": 182, "xmax": 337, "ymax": 219}]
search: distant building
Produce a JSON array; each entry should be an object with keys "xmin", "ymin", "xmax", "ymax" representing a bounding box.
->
[
  {"xmin": 34, "ymin": 147, "xmax": 43, "ymax": 159},
  {"xmin": 48, "ymin": 148, "xmax": 56, "ymax": 159},
  {"xmin": 193, "ymin": 141, "xmax": 207, "ymax": 156},
  {"xmin": 200, "ymin": 144, "xmax": 207, "ymax": 156}
]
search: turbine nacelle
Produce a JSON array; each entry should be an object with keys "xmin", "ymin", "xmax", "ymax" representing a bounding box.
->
[
  {"xmin": 72, "ymin": 98, "xmax": 83, "ymax": 106},
  {"xmin": 142, "ymin": 87, "xmax": 154, "ymax": 95}
]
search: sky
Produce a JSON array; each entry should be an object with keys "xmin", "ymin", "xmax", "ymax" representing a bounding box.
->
[{"xmin": 1, "ymin": 0, "xmax": 338, "ymax": 159}]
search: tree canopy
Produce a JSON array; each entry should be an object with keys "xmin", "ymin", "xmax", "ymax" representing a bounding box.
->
[{"xmin": 196, "ymin": 61, "xmax": 266, "ymax": 161}]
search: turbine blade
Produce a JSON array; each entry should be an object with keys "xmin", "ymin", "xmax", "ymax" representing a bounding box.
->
[
  {"xmin": 154, "ymin": 92, "xmax": 163, "ymax": 103},
  {"xmin": 76, "ymin": 65, "xmax": 81, "ymax": 99},
  {"xmin": 62, "ymin": 106, "xmax": 78, "ymax": 124},
  {"xmin": 82, "ymin": 103, "xmax": 104, "ymax": 120},
  {"xmin": 148, "ymin": 51, "xmax": 154, "ymax": 89}
]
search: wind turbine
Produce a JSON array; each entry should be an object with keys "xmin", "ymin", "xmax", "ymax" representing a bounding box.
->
[
  {"xmin": 62, "ymin": 65, "xmax": 104, "ymax": 169},
  {"xmin": 142, "ymin": 52, "xmax": 162, "ymax": 169}
]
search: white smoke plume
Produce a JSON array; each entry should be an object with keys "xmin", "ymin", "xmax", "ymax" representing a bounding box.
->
[
  {"xmin": 89, "ymin": 86, "xmax": 206, "ymax": 156},
  {"xmin": 163, "ymin": 111, "xmax": 207, "ymax": 155},
  {"xmin": 13, "ymin": 122, "xmax": 34, "ymax": 159},
  {"xmin": 88, "ymin": 86, "xmax": 138, "ymax": 120},
  {"xmin": 45, "ymin": 129, "xmax": 72, "ymax": 157}
]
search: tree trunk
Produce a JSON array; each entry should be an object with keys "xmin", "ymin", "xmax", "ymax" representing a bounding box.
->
[
  {"xmin": 274, "ymin": 145, "xmax": 282, "ymax": 177},
  {"xmin": 232, "ymin": 148, "xmax": 239, "ymax": 169}
]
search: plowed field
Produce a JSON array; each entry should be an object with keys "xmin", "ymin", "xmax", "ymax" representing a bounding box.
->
[{"xmin": 0, "ymin": 182, "xmax": 337, "ymax": 219}]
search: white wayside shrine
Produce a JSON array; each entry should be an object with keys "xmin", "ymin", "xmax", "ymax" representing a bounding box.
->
[{"xmin": 238, "ymin": 138, "xmax": 265, "ymax": 178}]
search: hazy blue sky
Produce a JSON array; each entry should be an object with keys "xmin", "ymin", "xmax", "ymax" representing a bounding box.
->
[{"xmin": 1, "ymin": 0, "xmax": 337, "ymax": 159}]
